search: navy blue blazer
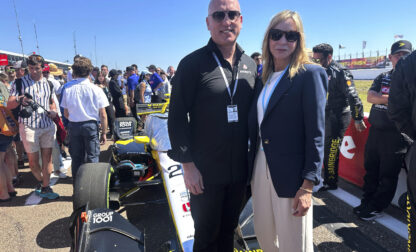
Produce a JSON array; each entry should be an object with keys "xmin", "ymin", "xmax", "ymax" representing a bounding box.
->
[{"xmin": 248, "ymin": 64, "xmax": 328, "ymax": 198}]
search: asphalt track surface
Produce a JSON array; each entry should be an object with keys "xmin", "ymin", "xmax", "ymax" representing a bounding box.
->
[{"xmin": 0, "ymin": 140, "xmax": 408, "ymax": 252}]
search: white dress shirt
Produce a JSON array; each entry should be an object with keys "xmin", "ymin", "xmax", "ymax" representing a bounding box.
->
[{"xmin": 60, "ymin": 78, "xmax": 109, "ymax": 122}]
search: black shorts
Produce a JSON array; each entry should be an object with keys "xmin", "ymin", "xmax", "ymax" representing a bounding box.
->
[
  {"xmin": 13, "ymin": 133, "xmax": 20, "ymax": 142},
  {"xmin": 0, "ymin": 135, "xmax": 14, "ymax": 152}
]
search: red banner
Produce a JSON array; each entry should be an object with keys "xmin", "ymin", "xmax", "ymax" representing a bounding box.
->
[
  {"xmin": 338, "ymin": 56, "xmax": 387, "ymax": 70},
  {"xmin": 0, "ymin": 54, "xmax": 8, "ymax": 66},
  {"xmin": 338, "ymin": 117, "xmax": 371, "ymax": 187}
]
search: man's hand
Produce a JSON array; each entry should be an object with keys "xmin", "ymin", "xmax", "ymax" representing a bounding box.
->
[
  {"xmin": 182, "ymin": 162, "xmax": 204, "ymax": 195},
  {"xmin": 100, "ymin": 133, "xmax": 106, "ymax": 145},
  {"xmin": 354, "ymin": 120, "xmax": 367, "ymax": 132},
  {"xmin": 47, "ymin": 111, "xmax": 57, "ymax": 119},
  {"xmin": 21, "ymin": 96, "xmax": 32, "ymax": 106}
]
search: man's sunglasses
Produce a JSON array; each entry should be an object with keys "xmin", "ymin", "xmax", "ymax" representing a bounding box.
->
[
  {"xmin": 269, "ymin": 29, "xmax": 300, "ymax": 42},
  {"xmin": 210, "ymin": 11, "xmax": 241, "ymax": 22},
  {"xmin": 312, "ymin": 58, "xmax": 321, "ymax": 63}
]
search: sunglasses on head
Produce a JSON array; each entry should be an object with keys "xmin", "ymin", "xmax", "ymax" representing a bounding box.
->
[
  {"xmin": 210, "ymin": 10, "xmax": 241, "ymax": 22},
  {"xmin": 269, "ymin": 29, "xmax": 300, "ymax": 42},
  {"xmin": 28, "ymin": 55, "xmax": 44, "ymax": 62}
]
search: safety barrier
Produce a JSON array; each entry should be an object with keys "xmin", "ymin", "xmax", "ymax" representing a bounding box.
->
[{"xmin": 338, "ymin": 117, "xmax": 407, "ymax": 207}]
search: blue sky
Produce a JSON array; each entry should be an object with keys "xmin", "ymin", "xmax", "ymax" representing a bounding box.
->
[{"xmin": 1, "ymin": 0, "xmax": 415, "ymax": 71}]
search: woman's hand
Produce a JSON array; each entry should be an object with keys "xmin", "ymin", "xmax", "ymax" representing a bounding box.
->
[{"xmin": 292, "ymin": 180, "xmax": 313, "ymax": 217}]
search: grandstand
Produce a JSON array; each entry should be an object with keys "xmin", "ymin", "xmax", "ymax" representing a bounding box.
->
[{"xmin": 0, "ymin": 49, "xmax": 71, "ymax": 71}]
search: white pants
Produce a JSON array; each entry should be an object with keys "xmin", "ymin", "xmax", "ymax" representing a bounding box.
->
[{"xmin": 251, "ymin": 150, "xmax": 313, "ymax": 252}]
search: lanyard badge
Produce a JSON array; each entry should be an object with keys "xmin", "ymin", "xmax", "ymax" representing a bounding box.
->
[{"xmin": 212, "ymin": 52, "xmax": 239, "ymax": 123}]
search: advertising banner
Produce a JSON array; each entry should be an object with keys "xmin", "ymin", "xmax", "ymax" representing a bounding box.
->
[
  {"xmin": 338, "ymin": 118, "xmax": 371, "ymax": 187},
  {"xmin": 0, "ymin": 54, "xmax": 8, "ymax": 66},
  {"xmin": 338, "ymin": 117, "xmax": 407, "ymax": 207},
  {"xmin": 338, "ymin": 56, "xmax": 387, "ymax": 69}
]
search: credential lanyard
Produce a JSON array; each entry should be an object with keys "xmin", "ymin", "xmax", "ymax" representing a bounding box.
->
[
  {"xmin": 262, "ymin": 65, "xmax": 289, "ymax": 113},
  {"xmin": 212, "ymin": 52, "xmax": 239, "ymax": 104}
]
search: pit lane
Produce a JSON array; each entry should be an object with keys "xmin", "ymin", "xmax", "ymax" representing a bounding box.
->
[{"xmin": 0, "ymin": 141, "xmax": 408, "ymax": 252}]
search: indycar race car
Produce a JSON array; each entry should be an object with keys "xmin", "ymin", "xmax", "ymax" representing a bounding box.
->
[{"xmin": 70, "ymin": 98, "xmax": 261, "ymax": 252}]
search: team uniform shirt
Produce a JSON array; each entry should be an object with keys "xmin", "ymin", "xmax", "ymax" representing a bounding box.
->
[
  {"xmin": 368, "ymin": 70, "xmax": 396, "ymax": 130},
  {"xmin": 10, "ymin": 75, "xmax": 55, "ymax": 129},
  {"xmin": 168, "ymin": 39, "xmax": 257, "ymax": 184},
  {"xmin": 60, "ymin": 78, "xmax": 109, "ymax": 122},
  {"xmin": 326, "ymin": 61, "xmax": 364, "ymax": 121},
  {"xmin": 127, "ymin": 74, "xmax": 139, "ymax": 93},
  {"xmin": 149, "ymin": 73, "xmax": 163, "ymax": 91}
]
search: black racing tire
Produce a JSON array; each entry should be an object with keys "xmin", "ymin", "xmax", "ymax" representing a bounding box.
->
[{"xmin": 73, "ymin": 162, "xmax": 113, "ymax": 211}]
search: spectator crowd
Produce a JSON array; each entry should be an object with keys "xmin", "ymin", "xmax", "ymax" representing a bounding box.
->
[
  {"xmin": 0, "ymin": 0, "xmax": 415, "ymax": 249},
  {"xmin": 0, "ymin": 53, "xmax": 175, "ymax": 200}
]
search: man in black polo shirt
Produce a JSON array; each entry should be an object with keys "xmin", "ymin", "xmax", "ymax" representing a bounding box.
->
[
  {"xmin": 168, "ymin": 0, "xmax": 256, "ymax": 251},
  {"xmin": 355, "ymin": 41, "xmax": 412, "ymax": 221}
]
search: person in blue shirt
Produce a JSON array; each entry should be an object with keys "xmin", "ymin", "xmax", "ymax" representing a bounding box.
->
[
  {"xmin": 146, "ymin": 64, "xmax": 164, "ymax": 93},
  {"xmin": 126, "ymin": 66, "xmax": 139, "ymax": 117},
  {"xmin": 251, "ymin": 52, "xmax": 263, "ymax": 77}
]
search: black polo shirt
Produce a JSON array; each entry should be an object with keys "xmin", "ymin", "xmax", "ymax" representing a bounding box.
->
[
  {"xmin": 368, "ymin": 70, "xmax": 396, "ymax": 130},
  {"xmin": 168, "ymin": 39, "xmax": 257, "ymax": 184}
]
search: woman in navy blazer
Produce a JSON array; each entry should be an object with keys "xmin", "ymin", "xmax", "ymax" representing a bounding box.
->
[{"xmin": 248, "ymin": 10, "xmax": 328, "ymax": 252}]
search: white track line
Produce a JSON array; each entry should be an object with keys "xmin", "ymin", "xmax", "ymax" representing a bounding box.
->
[
  {"xmin": 328, "ymin": 188, "xmax": 407, "ymax": 239},
  {"xmin": 25, "ymin": 160, "xmax": 71, "ymax": 206}
]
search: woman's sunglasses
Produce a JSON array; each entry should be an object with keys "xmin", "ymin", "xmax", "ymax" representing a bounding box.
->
[
  {"xmin": 210, "ymin": 11, "xmax": 241, "ymax": 22},
  {"xmin": 269, "ymin": 29, "xmax": 300, "ymax": 42}
]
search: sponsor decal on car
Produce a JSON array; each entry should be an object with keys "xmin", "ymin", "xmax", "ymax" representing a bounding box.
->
[
  {"xmin": 182, "ymin": 202, "xmax": 191, "ymax": 212},
  {"xmin": 168, "ymin": 165, "xmax": 182, "ymax": 179},
  {"xmin": 91, "ymin": 211, "xmax": 114, "ymax": 224},
  {"xmin": 180, "ymin": 191, "xmax": 190, "ymax": 202}
]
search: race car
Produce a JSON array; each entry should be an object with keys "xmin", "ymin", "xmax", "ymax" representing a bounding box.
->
[{"xmin": 70, "ymin": 99, "xmax": 260, "ymax": 252}]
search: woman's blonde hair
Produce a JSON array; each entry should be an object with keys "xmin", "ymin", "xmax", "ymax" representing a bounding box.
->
[{"xmin": 261, "ymin": 10, "xmax": 312, "ymax": 83}]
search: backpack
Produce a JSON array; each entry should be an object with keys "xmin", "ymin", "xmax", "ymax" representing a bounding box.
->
[{"xmin": 0, "ymin": 105, "xmax": 19, "ymax": 136}]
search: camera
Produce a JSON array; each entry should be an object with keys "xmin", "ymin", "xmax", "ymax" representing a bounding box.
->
[{"xmin": 18, "ymin": 94, "xmax": 40, "ymax": 118}]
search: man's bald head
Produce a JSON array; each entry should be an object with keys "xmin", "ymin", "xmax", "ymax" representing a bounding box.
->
[{"xmin": 208, "ymin": 0, "xmax": 241, "ymax": 15}]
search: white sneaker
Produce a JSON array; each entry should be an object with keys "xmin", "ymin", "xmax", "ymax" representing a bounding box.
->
[
  {"xmin": 58, "ymin": 172, "xmax": 67, "ymax": 179},
  {"xmin": 50, "ymin": 172, "xmax": 59, "ymax": 179},
  {"xmin": 51, "ymin": 171, "xmax": 67, "ymax": 179}
]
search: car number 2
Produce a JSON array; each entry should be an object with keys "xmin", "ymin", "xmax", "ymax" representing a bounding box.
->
[{"xmin": 168, "ymin": 165, "xmax": 182, "ymax": 179}]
